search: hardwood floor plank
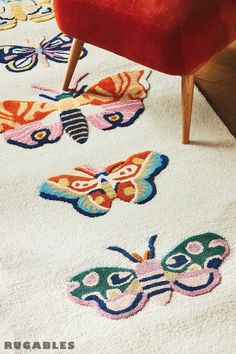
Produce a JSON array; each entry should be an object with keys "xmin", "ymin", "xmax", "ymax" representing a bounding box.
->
[{"xmin": 195, "ymin": 41, "xmax": 236, "ymax": 138}]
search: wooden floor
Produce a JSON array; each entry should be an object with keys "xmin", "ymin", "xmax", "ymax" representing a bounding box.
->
[{"xmin": 195, "ymin": 41, "xmax": 236, "ymax": 138}]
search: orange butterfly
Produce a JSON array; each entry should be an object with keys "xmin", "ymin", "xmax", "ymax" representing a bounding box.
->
[
  {"xmin": 0, "ymin": 70, "xmax": 150, "ymax": 148},
  {"xmin": 39, "ymin": 151, "xmax": 169, "ymax": 217}
]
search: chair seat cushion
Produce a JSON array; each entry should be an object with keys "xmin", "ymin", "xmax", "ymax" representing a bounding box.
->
[{"xmin": 54, "ymin": 0, "xmax": 236, "ymax": 75}]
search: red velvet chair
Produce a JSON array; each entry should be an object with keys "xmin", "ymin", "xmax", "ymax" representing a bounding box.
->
[{"xmin": 54, "ymin": 0, "xmax": 236, "ymax": 143}]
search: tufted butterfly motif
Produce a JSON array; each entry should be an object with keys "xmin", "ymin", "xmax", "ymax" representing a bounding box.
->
[
  {"xmin": 0, "ymin": 70, "xmax": 150, "ymax": 148},
  {"xmin": 0, "ymin": 33, "xmax": 88, "ymax": 72},
  {"xmin": 39, "ymin": 151, "xmax": 169, "ymax": 217},
  {"xmin": 67, "ymin": 233, "xmax": 229, "ymax": 319},
  {"xmin": 0, "ymin": 0, "xmax": 54, "ymax": 31}
]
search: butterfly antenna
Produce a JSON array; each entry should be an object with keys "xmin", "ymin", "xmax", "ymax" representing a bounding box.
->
[
  {"xmin": 32, "ymin": 84, "xmax": 61, "ymax": 95},
  {"xmin": 75, "ymin": 72, "xmax": 89, "ymax": 86},
  {"xmin": 71, "ymin": 72, "xmax": 89, "ymax": 91},
  {"xmin": 32, "ymin": 84, "xmax": 59, "ymax": 101},
  {"xmin": 107, "ymin": 246, "xmax": 140, "ymax": 263},
  {"xmin": 148, "ymin": 235, "xmax": 158, "ymax": 259},
  {"xmin": 39, "ymin": 94, "xmax": 58, "ymax": 101},
  {"xmin": 74, "ymin": 84, "xmax": 88, "ymax": 98},
  {"xmin": 40, "ymin": 36, "xmax": 46, "ymax": 46}
]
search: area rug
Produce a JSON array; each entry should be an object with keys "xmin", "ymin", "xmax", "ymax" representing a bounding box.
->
[{"xmin": 0, "ymin": 3, "xmax": 236, "ymax": 354}]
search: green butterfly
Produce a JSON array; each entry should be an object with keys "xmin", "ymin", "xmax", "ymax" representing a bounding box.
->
[{"xmin": 67, "ymin": 233, "xmax": 229, "ymax": 320}]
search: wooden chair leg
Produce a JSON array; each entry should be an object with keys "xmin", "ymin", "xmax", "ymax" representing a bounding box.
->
[
  {"xmin": 181, "ymin": 74, "xmax": 195, "ymax": 144},
  {"xmin": 63, "ymin": 38, "xmax": 85, "ymax": 91}
]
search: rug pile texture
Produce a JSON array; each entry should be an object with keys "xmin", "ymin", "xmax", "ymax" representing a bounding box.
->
[{"xmin": 0, "ymin": 2, "xmax": 236, "ymax": 353}]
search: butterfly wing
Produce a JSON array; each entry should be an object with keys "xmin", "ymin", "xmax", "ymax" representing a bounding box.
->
[
  {"xmin": 67, "ymin": 267, "xmax": 147, "ymax": 319},
  {"xmin": 86, "ymin": 100, "xmax": 144, "ymax": 130},
  {"xmin": 24, "ymin": 0, "xmax": 54, "ymax": 23},
  {"xmin": 0, "ymin": 0, "xmax": 54, "ymax": 29},
  {"xmin": 79, "ymin": 70, "xmax": 149, "ymax": 106},
  {"xmin": 42, "ymin": 33, "xmax": 87, "ymax": 64},
  {"xmin": 0, "ymin": 100, "xmax": 62, "ymax": 148},
  {"xmin": 80, "ymin": 70, "xmax": 149, "ymax": 130},
  {"xmin": 0, "ymin": 45, "xmax": 38, "ymax": 72},
  {"xmin": 39, "ymin": 166, "xmax": 112, "ymax": 217},
  {"xmin": 107, "ymin": 151, "xmax": 169, "ymax": 204},
  {"xmin": 161, "ymin": 233, "xmax": 229, "ymax": 296},
  {"xmin": 4, "ymin": 118, "xmax": 63, "ymax": 149},
  {"xmin": 0, "ymin": 0, "xmax": 16, "ymax": 30}
]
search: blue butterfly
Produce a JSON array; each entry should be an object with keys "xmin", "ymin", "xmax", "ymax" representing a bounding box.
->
[{"xmin": 0, "ymin": 32, "xmax": 88, "ymax": 72}]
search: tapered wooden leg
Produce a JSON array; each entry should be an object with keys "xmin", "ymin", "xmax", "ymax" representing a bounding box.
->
[
  {"xmin": 63, "ymin": 38, "xmax": 85, "ymax": 91},
  {"xmin": 181, "ymin": 74, "xmax": 194, "ymax": 144}
]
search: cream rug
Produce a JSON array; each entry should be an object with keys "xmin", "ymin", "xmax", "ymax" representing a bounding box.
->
[{"xmin": 0, "ymin": 3, "xmax": 236, "ymax": 354}]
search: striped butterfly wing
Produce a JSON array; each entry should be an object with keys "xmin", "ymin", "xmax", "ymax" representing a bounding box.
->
[
  {"xmin": 79, "ymin": 70, "xmax": 150, "ymax": 130},
  {"xmin": 0, "ymin": 45, "xmax": 38, "ymax": 72},
  {"xmin": 24, "ymin": 0, "xmax": 54, "ymax": 23},
  {"xmin": 161, "ymin": 233, "xmax": 229, "ymax": 297},
  {"xmin": 79, "ymin": 70, "xmax": 149, "ymax": 106},
  {"xmin": 0, "ymin": 100, "xmax": 62, "ymax": 148},
  {"xmin": 0, "ymin": 0, "xmax": 17, "ymax": 30},
  {"xmin": 67, "ymin": 267, "xmax": 147, "ymax": 319},
  {"xmin": 42, "ymin": 33, "xmax": 88, "ymax": 64}
]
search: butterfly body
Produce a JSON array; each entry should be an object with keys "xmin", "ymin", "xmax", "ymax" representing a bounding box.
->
[
  {"xmin": 60, "ymin": 108, "xmax": 89, "ymax": 144},
  {"xmin": 67, "ymin": 233, "xmax": 229, "ymax": 319},
  {"xmin": 135, "ymin": 259, "xmax": 172, "ymax": 305},
  {"xmin": 52, "ymin": 92, "xmax": 89, "ymax": 144},
  {"xmin": 33, "ymin": 40, "xmax": 50, "ymax": 66},
  {"xmin": 87, "ymin": 171, "xmax": 118, "ymax": 201},
  {"xmin": 99, "ymin": 179, "xmax": 117, "ymax": 200}
]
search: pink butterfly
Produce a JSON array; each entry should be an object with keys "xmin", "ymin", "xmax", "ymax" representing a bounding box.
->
[{"xmin": 67, "ymin": 233, "xmax": 229, "ymax": 319}]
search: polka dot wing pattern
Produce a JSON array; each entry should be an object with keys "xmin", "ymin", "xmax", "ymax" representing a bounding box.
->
[
  {"xmin": 161, "ymin": 233, "xmax": 229, "ymax": 296},
  {"xmin": 67, "ymin": 267, "xmax": 147, "ymax": 320},
  {"xmin": 107, "ymin": 150, "xmax": 169, "ymax": 204},
  {"xmin": 39, "ymin": 151, "xmax": 169, "ymax": 217}
]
